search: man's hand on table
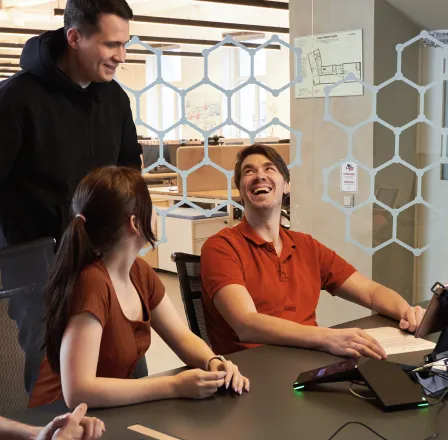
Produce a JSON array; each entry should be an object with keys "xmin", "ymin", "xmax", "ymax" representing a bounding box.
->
[{"xmin": 36, "ymin": 403, "xmax": 105, "ymax": 440}]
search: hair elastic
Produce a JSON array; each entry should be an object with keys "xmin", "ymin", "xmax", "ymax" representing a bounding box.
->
[{"xmin": 76, "ymin": 214, "xmax": 86, "ymax": 222}]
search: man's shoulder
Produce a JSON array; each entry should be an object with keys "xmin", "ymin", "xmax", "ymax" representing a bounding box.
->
[
  {"xmin": 283, "ymin": 229, "xmax": 320, "ymax": 249},
  {"xmin": 94, "ymin": 80, "xmax": 130, "ymax": 114},
  {"xmin": 283, "ymin": 228, "xmax": 309, "ymax": 241},
  {"xmin": 0, "ymin": 71, "xmax": 40, "ymax": 98},
  {"xmin": 210, "ymin": 223, "xmax": 242, "ymax": 241},
  {"xmin": 285, "ymin": 230, "xmax": 345, "ymax": 261},
  {"xmin": 99, "ymin": 79, "xmax": 128, "ymax": 100},
  {"xmin": 202, "ymin": 224, "xmax": 242, "ymax": 251}
]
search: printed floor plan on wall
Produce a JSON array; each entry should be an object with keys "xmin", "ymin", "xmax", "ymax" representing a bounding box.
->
[
  {"xmin": 308, "ymin": 49, "xmax": 361, "ymax": 86},
  {"xmin": 294, "ymin": 29, "xmax": 363, "ymax": 98}
]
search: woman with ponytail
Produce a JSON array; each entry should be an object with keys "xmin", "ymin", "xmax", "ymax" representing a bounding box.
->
[{"xmin": 29, "ymin": 166, "xmax": 249, "ymax": 409}]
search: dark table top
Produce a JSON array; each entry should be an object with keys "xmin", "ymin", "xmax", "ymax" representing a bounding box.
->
[{"xmin": 11, "ymin": 314, "xmax": 447, "ymax": 440}]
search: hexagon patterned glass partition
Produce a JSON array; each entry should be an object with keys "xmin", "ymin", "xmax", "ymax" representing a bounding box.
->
[
  {"xmin": 116, "ymin": 31, "xmax": 447, "ymax": 258},
  {"xmin": 117, "ymin": 35, "xmax": 302, "ymax": 254}
]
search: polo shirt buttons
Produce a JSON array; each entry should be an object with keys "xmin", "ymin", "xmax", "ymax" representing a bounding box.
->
[{"xmin": 279, "ymin": 263, "xmax": 287, "ymax": 281}]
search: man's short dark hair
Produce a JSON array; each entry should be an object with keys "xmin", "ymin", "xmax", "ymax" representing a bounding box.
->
[
  {"xmin": 234, "ymin": 144, "xmax": 290, "ymax": 190},
  {"xmin": 64, "ymin": 0, "xmax": 133, "ymax": 37}
]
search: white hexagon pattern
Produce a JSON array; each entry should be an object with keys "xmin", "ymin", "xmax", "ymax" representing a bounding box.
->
[{"xmin": 118, "ymin": 32, "xmax": 444, "ymax": 257}]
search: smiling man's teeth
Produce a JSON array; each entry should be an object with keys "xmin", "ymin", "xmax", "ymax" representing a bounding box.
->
[{"xmin": 253, "ymin": 187, "xmax": 271, "ymax": 195}]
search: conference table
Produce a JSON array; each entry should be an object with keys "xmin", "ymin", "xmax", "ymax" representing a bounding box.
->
[{"xmin": 12, "ymin": 314, "xmax": 447, "ymax": 440}]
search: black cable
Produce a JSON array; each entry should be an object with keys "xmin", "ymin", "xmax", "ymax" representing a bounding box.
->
[
  {"xmin": 417, "ymin": 386, "xmax": 447, "ymax": 440},
  {"xmin": 349, "ymin": 382, "xmax": 376, "ymax": 400},
  {"xmin": 434, "ymin": 386, "xmax": 448, "ymax": 404},
  {"xmin": 421, "ymin": 384, "xmax": 443, "ymax": 400},
  {"xmin": 430, "ymin": 371, "xmax": 448, "ymax": 385},
  {"xmin": 327, "ymin": 377, "xmax": 448, "ymax": 440},
  {"xmin": 423, "ymin": 401, "xmax": 446, "ymax": 440},
  {"xmin": 327, "ymin": 421, "xmax": 389, "ymax": 440},
  {"xmin": 409, "ymin": 372, "xmax": 448, "ymax": 440},
  {"xmin": 412, "ymin": 371, "xmax": 448, "ymax": 400},
  {"xmin": 417, "ymin": 369, "xmax": 448, "ymax": 381},
  {"xmin": 324, "ymin": 383, "xmax": 391, "ymax": 439}
]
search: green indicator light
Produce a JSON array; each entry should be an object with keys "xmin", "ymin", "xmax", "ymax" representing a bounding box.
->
[
  {"xmin": 294, "ymin": 385, "xmax": 305, "ymax": 391},
  {"xmin": 418, "ymin": 403, "xmax": 429, "ymax": 408}
]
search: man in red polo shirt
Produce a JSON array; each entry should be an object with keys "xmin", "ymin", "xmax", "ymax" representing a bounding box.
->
[{"xmin": 201, "ymin": 144, "xmax": 425, "ymax": 357}]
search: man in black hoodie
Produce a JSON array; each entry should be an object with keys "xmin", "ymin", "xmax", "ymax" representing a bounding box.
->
[
  {"xmin": 0, "ymin": 0, "xmax": 142, "ymax": 247},
  {"xmin": 0, "ymin": 0, "xmax": 147, "ymax": 396}
]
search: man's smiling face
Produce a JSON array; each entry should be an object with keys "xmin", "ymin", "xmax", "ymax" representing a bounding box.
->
[{"xmin": 239, "ymin": 153, "xmax": 288, "ymax": 211}]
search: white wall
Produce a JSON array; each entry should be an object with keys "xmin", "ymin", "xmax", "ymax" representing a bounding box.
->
[
  {"xmin": 415, "ymin": 46, "xmax": 448, "ymax": 302},
  {"xmin": 290, "ymin": 0, "xmax": 424, "ymax": 326},
  {"xmin": 290, "ymin": 0, "xmax": 376, "ymax": 327}
]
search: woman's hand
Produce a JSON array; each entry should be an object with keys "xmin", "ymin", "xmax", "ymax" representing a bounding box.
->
[
  {"xmin": 209, "ymin": 359, "xmax": 250, "ymax": 395},
  {"xmin": 173, "ymin": 369, "xmax": 226, "ymax": 399}
]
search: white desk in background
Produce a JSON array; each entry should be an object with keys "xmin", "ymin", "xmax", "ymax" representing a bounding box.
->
[
  {"xmin": 148, "ymin": 186, "xmax": 241, "ymax": 227},
  {"xmin": 143, "ymin": 187, "xmax": 240, "ymax": 272}
]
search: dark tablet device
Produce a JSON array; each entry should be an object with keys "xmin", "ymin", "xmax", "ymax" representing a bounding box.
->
[
  {"xmin": 294, "ymin": 358, "xmax": 426, "ymax": 412},
  {"xmin": 415, "ymin": 282, "xmax": 448, "ymax": 362}
]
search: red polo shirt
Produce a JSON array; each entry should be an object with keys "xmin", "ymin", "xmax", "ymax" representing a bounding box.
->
[{"xmin": 200, "ymin": 217, "xmax": 357, "ymax": 355}]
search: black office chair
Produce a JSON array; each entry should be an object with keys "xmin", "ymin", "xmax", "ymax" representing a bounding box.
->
[
  {"xmin": 171, "ymin": 252, "xmax": 211, "ymax": 347},
  {"xmin": 281, "ymin": 209, "xmax": 291, "ymax": 230},
  {"xmin": 0, "ymin": 237, "xmax": 56, "ymax": 416},
  {"xmin": 281, "ymin": 193, "xmax": 291, "ymax": 230}
]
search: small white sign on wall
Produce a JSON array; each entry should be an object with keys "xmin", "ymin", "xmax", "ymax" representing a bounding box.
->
[{"xmin": 341, "ymin": 162, "xmax": 358, "ymax": 192}]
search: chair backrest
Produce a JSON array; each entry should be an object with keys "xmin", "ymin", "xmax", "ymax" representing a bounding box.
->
[
  {"xmin": 171, "ymin": 252, "xmax": 211, "ymax": 347},
  {"xmin": 280, "ymin": 209, "xmax": 291, "ymax": 230},
  {"xmin": 0, "ymin": 237, "xmax": 55, "ymax": 416}
]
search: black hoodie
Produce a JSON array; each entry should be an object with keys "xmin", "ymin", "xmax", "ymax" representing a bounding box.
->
[{"xmin": 0, "ymin": 28, "xmax": 142, "ymax": 245}]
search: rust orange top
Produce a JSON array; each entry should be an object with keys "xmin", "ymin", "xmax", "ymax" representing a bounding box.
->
[
  {"xmin": 29, "ymin": 258, "xmax": 164, "ymax": 407},
  {"xmin": 201, "ymin": 217, "xmax": 357, "ymax": 355}
]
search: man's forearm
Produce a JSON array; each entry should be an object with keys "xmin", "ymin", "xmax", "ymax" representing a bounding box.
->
[
  {"xmin": 369, "ymin": 282, "xmax": 409, "ymax": 321},
  {"xmin": 238, "ymin": 313, "xmax": 330, "ymax": 350},
  {"xmin": 0, "ymin": 416, "xmax": 41, "ymax": 440}
]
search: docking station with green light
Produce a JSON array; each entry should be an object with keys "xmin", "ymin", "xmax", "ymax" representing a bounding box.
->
[{"xmin": 293, "ymin": 358, "xmax": 428, "ymax": 412}]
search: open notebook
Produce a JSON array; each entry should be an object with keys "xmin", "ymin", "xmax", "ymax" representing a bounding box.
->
[{"xmin": 364, "ymin": 327, "xmax": 435, "ymax": 355}]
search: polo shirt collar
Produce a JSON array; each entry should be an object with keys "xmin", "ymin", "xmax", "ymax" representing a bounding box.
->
[
  {"xmin": 279, "ymin": 226, "xmax": 296, "ymax": 250},
  {"xmin": 237, "ymin": 216, "xmax": 296, "ymax": 250},
  {"xmin": 238, "ymin": 216, "xmax": 266, "ymax": 245}
]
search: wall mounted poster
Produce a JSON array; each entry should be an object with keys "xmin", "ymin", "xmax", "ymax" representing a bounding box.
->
[{"xmin": 294, "ymin": 29, "xmax": 363, "ymax": 98}]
